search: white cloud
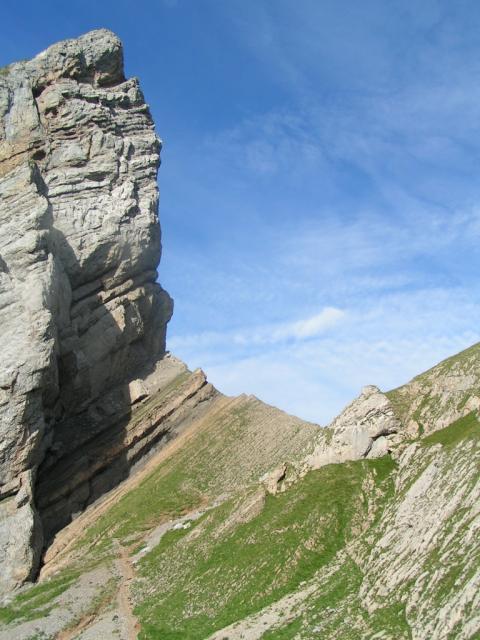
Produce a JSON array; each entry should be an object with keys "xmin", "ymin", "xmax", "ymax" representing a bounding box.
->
[
  {"xmin": 176, "ymin": 328, "xmax": 480, "ymax": 425},
  {"xmin": 276, "ymin": 307, "xmax": 344, "ymax": 340},
  {"xmin": 160, "ymin": 2, "xmax": 480, "ymax": 426},
  {"xmin": 169, "ymin": 307, "xmax": 345, "ymax": 352},
  {"xmin": 169, "ymin": 284, "xmax": 480, "ymax": 424}
]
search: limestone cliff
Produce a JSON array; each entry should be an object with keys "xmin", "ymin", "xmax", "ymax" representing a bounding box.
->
[{"xmin": 0, "ymin": 29, "xmax": 194, "ymax": 593}]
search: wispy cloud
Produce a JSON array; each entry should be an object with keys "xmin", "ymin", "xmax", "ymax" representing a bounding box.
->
[
  {"xmin": 200, "ymin": 327, "xmax": 480, "ymax": 425},
  {"xmin": 169, "ymin": 307, "xmax": 345, "ymax": 351},
  {"xmin": 272, "ymin": 308, "xmax": 344, "ymax": 340},
  {"xmin": 158, "ymin": 1, "xmax": 480, "ymax": 424},
  {"xmin": 172, "ymin": 287, "xmax": 480, "ymax": 423}
]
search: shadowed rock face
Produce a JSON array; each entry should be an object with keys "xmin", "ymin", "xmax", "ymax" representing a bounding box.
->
[{"xmin": 0, "ymin": 29, "xmax": 173, "ymax": 593}]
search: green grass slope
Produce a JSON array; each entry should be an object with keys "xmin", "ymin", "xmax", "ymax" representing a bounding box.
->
[
  {"xmin": 79, "ymin": 394, "xmax": 320, "ymax": 555},
  {"xmin": 1, "ymin": 348, "xmax": 479, "ymax": 639},
  {"xmin": 134, "ymin": 457, "xmax": 395, "ymax": 639}
]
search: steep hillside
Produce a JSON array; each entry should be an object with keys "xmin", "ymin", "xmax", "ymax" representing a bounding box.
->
[
  {"xmin": 0, "ymin": 388, "xmax": 320, "ymax": 639},
  {"xmin": 387, "ymin": 342, "xmax": 480, "ymax": 436},
  {"xmin": 0, "ymin": 345, "xmax": 478, "ymax": 639}
]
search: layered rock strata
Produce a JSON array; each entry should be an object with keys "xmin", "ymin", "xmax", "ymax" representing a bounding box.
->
[
  {"xmin": 387, "ymin": 342, "xmax": 480, "ymax": 436},
  {"xmin": 0, "ymin": 30, "xmax": 176, "ymax": 593},
  {"xmin": 303, "ymin": 384, "xmax": 402, "ymax": 472}
]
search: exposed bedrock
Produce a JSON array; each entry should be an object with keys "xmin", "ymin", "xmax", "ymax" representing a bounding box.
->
[
  {"xmin": 0, "ymin": 29, "xmax": 179, "ymax": 593},
  {"xmin": 302, "ymin": 385, "xmax": 403, "ymax": 472}
]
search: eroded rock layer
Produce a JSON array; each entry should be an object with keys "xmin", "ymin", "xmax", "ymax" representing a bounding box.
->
[{"xmin": 0, "ymin": 29, "xmax": 175, "ymax": 592}]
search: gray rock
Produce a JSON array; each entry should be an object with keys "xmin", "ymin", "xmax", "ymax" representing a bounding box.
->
[
  {"xmin": 0, "ymin": 29, "xmax": 173, "ymax": 594},
  {"xmin": 303, "ymin": 385, "xmax": 401, "ymax": 471},
  {"xmin": 388, "ymin": 342, "xmax": 480, "ymax": 436},
  {"xmin": 262, "ymin": 463, "xmax": 287, "ymax": 495}
]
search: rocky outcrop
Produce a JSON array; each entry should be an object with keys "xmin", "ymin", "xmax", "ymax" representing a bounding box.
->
[
  {"xmin": 303, "ymin": 344, "xmax": 480, "ymax": 475},
  {"xmin": 303, "ymin": 384, "xmax": 402, "ymax": 471},
  {"xmin": 387, "ymin": 342, "xmax": 480, "ymax": 436},
  {"xmin": 0, "ymin": 30, "xmax": 177, "ymax": 593},
  {"xmin": 356, "ymin": 434, "xmax": 480, "ymax": 639}
]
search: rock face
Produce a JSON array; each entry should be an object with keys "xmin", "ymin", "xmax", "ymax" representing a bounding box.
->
[
  {"xmin": 0, "ymin": 30, "xmax": 174, "ymax": 593},
  {"xmin": 303, "ymin": 384, "xmax": 401, "ymax": 471},
  {"xmin": 357, "ymin": 434, "xmax": 480, "ymax": 639},
  {"xmin": 387, "ymin": 342, "xmax": 480, "ymax": 436}
]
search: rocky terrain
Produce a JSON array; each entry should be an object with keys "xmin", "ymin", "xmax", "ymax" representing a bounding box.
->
[
  {"xmin": 0, "ymin": 28, "xmax": 216, "ymax": 595},
  {"xmin": 387, "ymin": 342, "xmax": 480, "ymax": 436},
  {"xmin": 0, "ymin": 30, "xmax": 478, "ymax": 640},
  {"xmin": 0, "ymin": 344, "xmax": 478, "ymax": 640}
]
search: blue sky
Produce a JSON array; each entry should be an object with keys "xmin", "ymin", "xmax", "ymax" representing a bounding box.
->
[{"xmin": 3, "ymin": 1, "xmax": 480, "ymax": 423}]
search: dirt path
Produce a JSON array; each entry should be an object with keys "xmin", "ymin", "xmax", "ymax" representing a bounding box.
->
[
  {"xmin": 41, "ymin": 394, "xmax": 236, "ymax": 579},
  {"xmin": 114, "ymin": 540, "xmax": 140, "ymax": 640},
  {"xmin": 52, "ymin": 542, "xmax": 139, "ymax": 640}
]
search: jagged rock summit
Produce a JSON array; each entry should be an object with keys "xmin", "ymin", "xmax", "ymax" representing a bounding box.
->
[{"xmin": 0, "ymin": 29, "xmax": 176, "ymax": 593}]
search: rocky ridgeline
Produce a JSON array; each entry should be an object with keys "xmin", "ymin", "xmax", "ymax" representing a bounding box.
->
[
  {"xmin": 299, "ymin": 345, "xmax": 480, "ymax": 477},
  {"xmin": 0, "ymin": 29, "xmax": 221, "ymax": 594}
]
